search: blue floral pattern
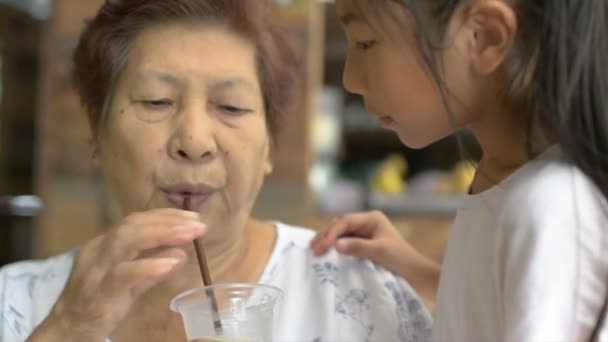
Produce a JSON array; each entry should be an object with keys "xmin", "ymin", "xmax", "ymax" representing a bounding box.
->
[
  {"xmin": 7, "ymin": 304, "xmax": 25, "ymax": 337},
  {"xmin": 312, "ymin": 259, "xmax": 377, "ymax": 341},
  {"xmin": 312, "ymin": 261, "xmax": 340, "ymax": 287},
  {"xmin": 1, "ymin": 252, "xmax": 74, "ymax": 340},
  {"xmin": 0, "ymin": 224, "xmax": 432, "ymax": 342},
  {"xmin": 335, "ymin": 289, "xmax": 374, "ymax": 341}
]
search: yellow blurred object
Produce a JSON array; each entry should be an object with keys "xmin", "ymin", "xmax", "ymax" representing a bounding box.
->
[
  {"xmin": 370, "ymin": 154, "xmax": 408, "ymax": 194},
  {"xmin": 451, "ymin": 160, "xmax": 477, "ymax": 193}
]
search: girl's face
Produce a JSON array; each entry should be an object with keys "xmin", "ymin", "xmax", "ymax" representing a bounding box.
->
[{"xmin": 337, "ymin": 0, "xmax": 511, "ymax": 148}]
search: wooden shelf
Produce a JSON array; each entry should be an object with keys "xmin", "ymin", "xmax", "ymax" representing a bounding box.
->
[{"xmin": 368, "ymin": 193, "xmax": 461, "ymax": 217}]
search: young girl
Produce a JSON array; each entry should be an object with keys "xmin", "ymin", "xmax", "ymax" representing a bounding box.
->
[{"xmin": 311, "ymin": 0, "xmax": 608, "ymax": 340}]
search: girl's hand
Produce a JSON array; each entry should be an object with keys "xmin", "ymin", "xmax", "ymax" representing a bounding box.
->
[{"xmin": 310, "ymin": 210, "xmax": 440, "ymax": 312}]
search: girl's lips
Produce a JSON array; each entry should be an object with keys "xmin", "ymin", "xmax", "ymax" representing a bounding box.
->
[{"xmin": 379, "ymin": 116, "xmax": 395, "ymax": 127}]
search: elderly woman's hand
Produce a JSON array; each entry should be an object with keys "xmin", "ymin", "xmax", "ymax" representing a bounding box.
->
[{"xmin": 27, "ymin": 208, "xmax": 206, "ymax": 342}]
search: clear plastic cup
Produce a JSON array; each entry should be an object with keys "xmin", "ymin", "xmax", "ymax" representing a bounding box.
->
[{"xmin": 170, "ymin": 283, "xmax": 283, "ymax": 342}]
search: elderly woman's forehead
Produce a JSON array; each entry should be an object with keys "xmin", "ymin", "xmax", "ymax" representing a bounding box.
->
[
  {"xmin": 125, "ymin": 25, "xmax": 258, "ymax": 76},
  {"xmin": 130, "ymin": 70, "xmax": 257, "ymax": 91},
  {"xmin": 130, "ymin": 23, "xmax": 253, "ymax": 55}
]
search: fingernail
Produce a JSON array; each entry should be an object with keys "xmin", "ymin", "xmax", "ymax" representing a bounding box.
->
[
  {"xmin": 192, "ymin": 221, "xmax": 206, "ymax": 229},
  {"xmin": 158, "ymin": 258, "xmax": 181, "ymax": 266},
  {"xmin": 192, "ymin": 224, "xmax": 206, "ymax": 234},
  {"xmin": 184, "ymin": 211, "xmax": 199, "ymax": 218}
]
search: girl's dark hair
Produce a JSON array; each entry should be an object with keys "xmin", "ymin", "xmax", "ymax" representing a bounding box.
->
[
  {"xmin": 364, "ymin": 0, "xmax": 608, "ymax": 203},
  {"xmin": 362, "ymin": 0, "xmax": 608, "ymax": 338},
  {"xmin": 72, "ymin": 0, "xmax": 301, "ymax": 141}
]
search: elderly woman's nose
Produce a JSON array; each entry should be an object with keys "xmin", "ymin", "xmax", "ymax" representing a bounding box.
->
[{"xmin": 169, "ymin": 109, "xmax": 218, "ymax": 163}]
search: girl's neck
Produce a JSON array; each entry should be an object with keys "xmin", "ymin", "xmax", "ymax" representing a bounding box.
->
[{"xmin": 469, "ymin": 106, "xmax": 554, "ymax": 194}]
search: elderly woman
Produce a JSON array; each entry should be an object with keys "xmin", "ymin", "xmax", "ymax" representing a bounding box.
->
[{"xmin": 0, "ymin": 0, "xmax": 431, "ymax": 341}]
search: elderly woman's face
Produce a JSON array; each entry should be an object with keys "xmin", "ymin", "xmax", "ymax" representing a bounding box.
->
[{"xmin": 98, "ymin": 24, "xmax": 271, "ymax": 230}]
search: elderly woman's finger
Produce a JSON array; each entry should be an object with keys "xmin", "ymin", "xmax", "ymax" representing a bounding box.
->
[
  {"xmin": 102, "ymin": 221, "xmax": 206, "ymax": 266},
  {"xmin": 102, "ymin": 251, "xmax": 187, "ymax": 300},
  {"xmin": 122, "ymin": 209, "xmax": 200, "ymax": 226}
]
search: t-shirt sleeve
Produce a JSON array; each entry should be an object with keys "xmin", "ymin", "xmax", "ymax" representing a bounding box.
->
[{"xmin": 500, "ymin": 192, "xmax": 606, "ymax": 341}]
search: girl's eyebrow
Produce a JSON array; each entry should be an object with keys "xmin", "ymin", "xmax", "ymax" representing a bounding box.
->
[{"xmin": 339, "ymin": 11, "xmax": 367, "ymax": 27}]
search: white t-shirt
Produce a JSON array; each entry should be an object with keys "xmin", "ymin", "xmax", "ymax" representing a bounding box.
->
[
  {"xmin": 0, "ymin": 222, "xmax": 432, "ymax": 342},
  {"xmin": 433, "ymin": 146, "xmax": 608, "ymax": 341}
]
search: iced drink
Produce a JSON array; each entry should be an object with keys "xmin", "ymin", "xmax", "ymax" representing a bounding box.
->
[{"xmin": 171, "ymin": 284, "xmax": 282, "ymax": 342}]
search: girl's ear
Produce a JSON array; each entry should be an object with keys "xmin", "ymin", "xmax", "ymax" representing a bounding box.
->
[{"xmin": 462, "ymin": 0, "xmax": 518, "ymax": 75}]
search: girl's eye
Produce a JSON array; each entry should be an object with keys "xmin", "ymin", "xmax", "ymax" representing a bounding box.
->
[{"xmin": 356, "ymin": 40, "xmax": 377, "ymax": 51}]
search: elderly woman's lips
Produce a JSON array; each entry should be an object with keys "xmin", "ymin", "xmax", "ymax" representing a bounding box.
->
[
  {"xmin": 165, "ymin": 192, "xmax": 211, "ymax": 208},
  {"xmin": 162, "ymin": 183, "xmax": 216, "ymax": 208}
]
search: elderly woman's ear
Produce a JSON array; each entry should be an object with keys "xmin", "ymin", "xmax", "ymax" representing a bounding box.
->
[
  {"xmin": 265, "ymin": 158, "xmax": 273, "ymax": 175},
  {"xmin": 91, "ymin": 145, "xmax": 100, "ymax": 165}
]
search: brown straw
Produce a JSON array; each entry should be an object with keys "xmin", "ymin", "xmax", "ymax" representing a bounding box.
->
[{"xmin": 183, "ymin": 196, "xmax": 223, "ymax": 332}]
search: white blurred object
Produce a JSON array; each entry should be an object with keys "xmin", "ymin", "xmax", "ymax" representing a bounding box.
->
[
  {"xmin": 313, "ymin": 86, "xmax": 343, "ymax": 156},
  {"xmin": 408, "ymin": 170, "xmax": 450, "ymax": 195},
  {"xmin": 0, "ymin": 0, "xmax": 52, "ymax": 20},
  {"xmin": 320, "ymin": 179, "xmax": 364, "ymax": 215},
  {"xmin": 309, "ymin": 86, "xmax": 344, "ymax": 197},
  {"xmin": 309, "ymin": 162, "xmax": 336, "ymax": 199},
  {"xmin": 0, "ymin": 195, "xmax": 43, "ymax": 217}
]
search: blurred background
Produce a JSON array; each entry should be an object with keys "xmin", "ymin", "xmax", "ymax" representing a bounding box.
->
[{"xmin": 0, "ymin": 0, "xmax": 480, "ymax": 267}]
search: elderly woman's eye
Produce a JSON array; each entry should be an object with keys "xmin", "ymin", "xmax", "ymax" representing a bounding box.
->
[
  {"xmin": 218, "ymin": 104, "xmax": 251, "ymax": 114},
  {"xmin": 141, "ymin": 99, "xmax": 173, "ymax": 109}
]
